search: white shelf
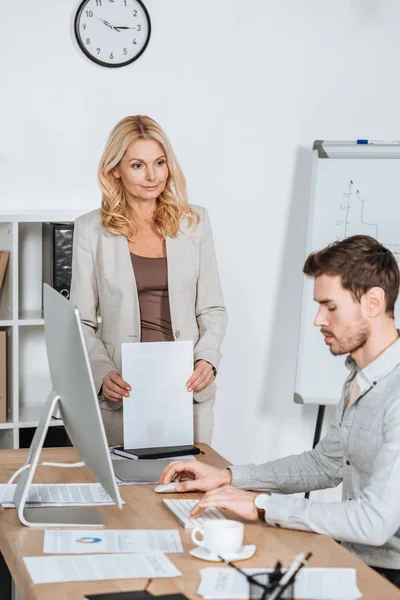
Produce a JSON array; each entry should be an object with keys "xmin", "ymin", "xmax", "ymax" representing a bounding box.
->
[
  {"xmin": 18, "ymin": 405, "xmax": 63, "ymax": 429},
  {"xmin": 18, "ymin": 310, "xmax": 44, "ymax": 326},
  {"xmin": 0, "ymin": 212, "xmax": 82, "ymax": 448},
  {"xmin": 0, "ymin": 211, "xmax": 81, "ymax": 223}
]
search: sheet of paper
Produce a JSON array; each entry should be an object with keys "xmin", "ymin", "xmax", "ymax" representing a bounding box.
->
[
  {"xmin": 0, "ymin": 483, "xmax": 124, "ymax": 508},
  {"xmin": 24, "ymin": 552, "xmax": 181, "ymax": 584},
  {"xmin": 44, "ymin": 529, "xmax": 183, "ymax": 554},
  {"xmin": 197, "ymin": 567, "xmax": 362, "ymax": 600},
  {"xmin": 122, "ymin": 341, "xmax": 194, "ymax": 449}
]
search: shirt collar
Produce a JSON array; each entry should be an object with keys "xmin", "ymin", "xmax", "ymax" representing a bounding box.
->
[{"xmin": 345, "ymin": 333, "xmax": 400, "ymax": 390}]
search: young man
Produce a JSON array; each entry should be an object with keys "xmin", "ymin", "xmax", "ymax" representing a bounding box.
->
[{"xmin": 159, "ymin": 235, "xmax": 400, "ymax": 586}]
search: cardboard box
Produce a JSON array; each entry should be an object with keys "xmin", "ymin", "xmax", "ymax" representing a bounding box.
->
[
  {"xmin": 0, "ymin": 331, "xmax": 6, "ymax": 423},
  {"xmin": 0, "ymin": 251, "xmax": 10, "ymax": 290}
]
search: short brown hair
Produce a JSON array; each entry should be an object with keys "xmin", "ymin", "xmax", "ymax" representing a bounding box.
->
[{"xmin": 303, "ymin": 235, "xmax": 399, "ymax": 317}]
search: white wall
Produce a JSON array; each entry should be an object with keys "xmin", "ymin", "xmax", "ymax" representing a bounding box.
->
[{"xmin": 2, "ymin": 0, "xmax": 400, "ymax": 496}]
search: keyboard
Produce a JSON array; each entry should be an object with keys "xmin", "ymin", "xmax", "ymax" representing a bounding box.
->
[{"xmin": 162, "ymin": 498, "xmax": 227, "ymax": 529}]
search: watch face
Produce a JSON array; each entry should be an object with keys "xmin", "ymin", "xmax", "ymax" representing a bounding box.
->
[
  {"xmin": 255, "ymin": 493, "xmax": 269, "ymax": 509},
  {"xmin": 74, "ymin": 0, "xmax": 151, "ymax": 68}
]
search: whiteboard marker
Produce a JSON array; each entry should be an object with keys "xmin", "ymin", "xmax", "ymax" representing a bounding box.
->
[{"xmin": 357, "ymin": 139, "xmax": 400, "ymax": 145}]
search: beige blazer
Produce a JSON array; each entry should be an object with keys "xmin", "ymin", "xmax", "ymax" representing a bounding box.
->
[{"xmin": 70, "ymin": 205, "xmax": 227, "ymax": 446}]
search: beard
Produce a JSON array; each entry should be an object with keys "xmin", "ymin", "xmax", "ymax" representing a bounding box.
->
[{"xmin": 323, "ymin": 319, "xmax": 371, "ymax": 356}]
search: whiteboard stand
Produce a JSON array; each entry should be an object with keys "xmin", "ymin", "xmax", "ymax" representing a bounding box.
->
[
  {"xmin": 294, "ymin": 393, "xmax": 327, "ymax": 499},
  {"xmin": 306, "ymin": 404, "xmax": 325, "ymax": 500}
]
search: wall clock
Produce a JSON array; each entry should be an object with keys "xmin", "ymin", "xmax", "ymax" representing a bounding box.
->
[{"xmin": 74, "ymin": 0, "xmax": 151, "ymax": 68}]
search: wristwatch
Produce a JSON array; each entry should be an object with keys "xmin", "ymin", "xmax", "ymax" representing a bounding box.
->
[{"xmin": 254, "ymin": 493, "xmax": 270, "ymax": 521}]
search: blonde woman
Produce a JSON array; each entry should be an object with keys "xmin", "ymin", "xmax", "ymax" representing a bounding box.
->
[{"xmin": 70, "ymin": 115, "xmax": 227, "ymax": 447}]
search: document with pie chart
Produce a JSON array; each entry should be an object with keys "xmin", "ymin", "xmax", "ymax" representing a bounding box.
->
[{"xmin": 43, "ymin": 529, "xmax": 183, "ymax": 554}]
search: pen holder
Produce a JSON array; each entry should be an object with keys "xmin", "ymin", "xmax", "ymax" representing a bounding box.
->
[{"xmin": 248, "ymin": 572, "xmax": 294, "ymax": 600}]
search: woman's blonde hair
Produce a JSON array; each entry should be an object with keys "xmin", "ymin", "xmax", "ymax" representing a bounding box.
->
[{"xmin": 99, "ymin": 115, "xmax": 199, "ymax": 238}]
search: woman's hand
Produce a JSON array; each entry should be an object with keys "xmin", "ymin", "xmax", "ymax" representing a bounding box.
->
[
  {"xmin": 186, "ymin": 360, "xmax": 215, "ymax": 393},
  {"xmin": 102, "ymin": 370, "xmax": 131, "ymax": 402}
]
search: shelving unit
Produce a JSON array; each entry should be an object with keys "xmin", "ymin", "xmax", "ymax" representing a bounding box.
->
[{"xmin": 0, "ymin": 212, "xmax": 82, "ymax": 448}]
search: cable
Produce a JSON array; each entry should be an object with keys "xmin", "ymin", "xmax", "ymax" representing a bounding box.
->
[
  {"xmin": 0, "ymin": 463, "xmax": 32, "ymax": 505},
  {"xmin": 39, "ymin": 461, "xmax": 86, "ymax": 468},
  {"xmin": 0, "ymin": 460, "xmax": 86, "ymax": 506}
]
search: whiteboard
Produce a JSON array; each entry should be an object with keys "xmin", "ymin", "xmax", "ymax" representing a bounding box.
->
[{"xmin": 295, "ymin": 141, "xmax": 400, "ymax": 405}]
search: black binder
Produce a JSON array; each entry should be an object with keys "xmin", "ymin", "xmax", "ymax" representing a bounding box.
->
[
  {"xmin": 85, "ymin": 593, "xmax": 153, "ymax": 600},
  {"xmin": 112, "ymin": 444, "xmax": 201, "ymax": 460},
  {"xmin": 42, "ymin": 222, "xmax": 74, "ymax": 300},
  {"xmin": 85, "ymin": 593, "xmax": 189, "ymax": 600}
]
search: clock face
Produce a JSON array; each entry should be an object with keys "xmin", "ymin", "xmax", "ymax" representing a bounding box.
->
[{"xmin": 74, "ymin": 0, "xmax": 151, "ymax": 68}]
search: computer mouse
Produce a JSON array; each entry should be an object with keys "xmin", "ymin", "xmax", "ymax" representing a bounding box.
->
[{"xmin": 154, "ymin": 483, "xmax": 178, "ymax": 493}]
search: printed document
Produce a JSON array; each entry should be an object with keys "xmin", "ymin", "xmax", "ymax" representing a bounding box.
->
[
  {"xmin": 0, "ymin": 483, "xmax": 122, "ymax": 508},
  {"xmin": 24, "ymin": 552, "xmax": 181, "ymax": 584},
  {"xmin": 44, "ymin": 529, "xmax": 183, "ymax": 554},
  {"xmin": 197, "ymin": 567, "xmax": 362, "ymax": 600},
  {"xmin": 122, "ymin": 341, "xmax": 194, "ymax": 449}
]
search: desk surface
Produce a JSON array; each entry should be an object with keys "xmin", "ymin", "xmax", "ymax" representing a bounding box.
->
[{"xmin": 0, "ymin": 445, "xmax": 399, "ymax": 600}]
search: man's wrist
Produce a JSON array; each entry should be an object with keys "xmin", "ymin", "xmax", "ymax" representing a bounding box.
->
[
  {"xmin": 223, "ymin": 467, "xmax": 233, "ymax": 485},
  {"xmin": 254, "ymin": 493, "xmax": 271, "ymax": 521}
]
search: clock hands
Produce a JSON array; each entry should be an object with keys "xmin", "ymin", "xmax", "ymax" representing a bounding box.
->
[
  {"xmin": 96, "ymin": 17, "xmax": 121, "ymax": 32},
  {"xmin": 96, "ymin": 17, "xmax": 140, "ymax": 32}
]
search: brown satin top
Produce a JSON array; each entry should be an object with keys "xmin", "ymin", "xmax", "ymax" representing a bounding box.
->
[{"xmin": 130, "ymin": 252, "xmax": 174, "ymax": 343}]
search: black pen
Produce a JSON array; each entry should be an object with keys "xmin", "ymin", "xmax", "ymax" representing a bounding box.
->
[
  {"xmin": 267, "ymin": 552, "xmax": 312, "ymax": 600},
  {"xmin": 268, "ymin": 561, "xmax": 282, "ymax": 586}
]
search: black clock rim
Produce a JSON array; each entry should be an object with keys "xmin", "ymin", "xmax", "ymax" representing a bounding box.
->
[{"xmin": 74, "ymin": 0, "xmax": 151, "ymax": 68}]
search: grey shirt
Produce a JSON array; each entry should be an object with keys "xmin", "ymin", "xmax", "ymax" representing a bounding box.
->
[{"xmin": 230, "ymin": 336, "xmax": 400, "ymax": 569}]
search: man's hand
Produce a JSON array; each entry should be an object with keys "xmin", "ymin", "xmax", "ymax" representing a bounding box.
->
[
  {"xmin": 102, "ymin": 370, "xmax": 131, "ymax": 402},
  {"xmin": 158, "ymin": 459, "xmax": 232, "ymax": 492},
  {"xmin": 186, "ymin": 360, "xmax": 215, "ymax": 393},
  {"xmin": 190, "ymin": 486, "xmax": 259, "ymax": 521}
]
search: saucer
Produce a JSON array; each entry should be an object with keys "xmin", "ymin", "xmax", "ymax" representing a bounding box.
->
[{"xmin": 189, "ymin": 544, "xmax": 256, "ymax": 562}]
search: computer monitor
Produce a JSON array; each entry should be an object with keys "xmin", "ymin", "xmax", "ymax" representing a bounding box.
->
[{"xmin": 14, "ymin": 284, "xmax": 123, "ymax": 527}]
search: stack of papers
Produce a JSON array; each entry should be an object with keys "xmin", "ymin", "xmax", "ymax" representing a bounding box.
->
[
  {"xmin": 0, "ymin": 483, "xmax": 124, "ymax": 508},
  {"xmin": 44, "ymin": 529, "xmax": 183, "ymax": 554},
  {"xmin": 197, "ymin": 567, "xmax": 362, "ymax": 600},
  {"xmin": 23, "ymin": 553, "xmax": 181, "ymax": 584}
]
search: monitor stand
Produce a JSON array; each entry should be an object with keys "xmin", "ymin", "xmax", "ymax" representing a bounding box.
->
[{"xmin": 14, "ymin": 390, "xmax": 106, "ymax": 527}]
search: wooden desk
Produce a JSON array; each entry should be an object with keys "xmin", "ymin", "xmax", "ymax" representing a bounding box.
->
[{"xmin": 0, "ymin": 445, "xmax": 399, "ymax": 600}]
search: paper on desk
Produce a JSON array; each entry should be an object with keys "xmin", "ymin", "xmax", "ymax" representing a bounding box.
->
[
  {"xmin": 122, "ymin": 341, "xmax": 194, "ymax": 449},
  {"xmin": 0, "ymin": 483, "xmax": 124, "ymax": 508},
  {"xmin": 44, "ymin": 529, "xmax": 183, "ymax": 554},
  {"xmin": 197, "ymin": 567, "xmax": 361, "ymax": 600},
  {"xmin": 23, "ymin": 552, "xmax": 181, "ymax": 584}
]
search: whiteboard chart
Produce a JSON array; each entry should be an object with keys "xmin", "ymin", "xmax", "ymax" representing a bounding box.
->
[{"xmin": 295, "ymin": 143, "xmax": 400, "ymax": 405}]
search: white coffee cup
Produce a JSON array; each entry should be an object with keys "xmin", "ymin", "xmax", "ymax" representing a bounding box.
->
[{"xmin": 191, "ymin": 520, "xmax": 244, "ymax": 555}]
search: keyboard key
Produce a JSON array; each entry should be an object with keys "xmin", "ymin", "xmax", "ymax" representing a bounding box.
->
[{"xmin": 162, "ymin": 498, "xmax": 226, "ymax": 529}]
